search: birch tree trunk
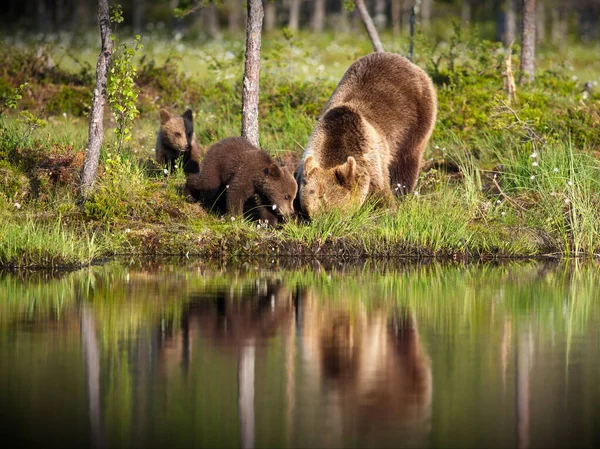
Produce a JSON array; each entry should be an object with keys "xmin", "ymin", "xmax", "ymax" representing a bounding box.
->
[
  {"xmin": 504, "ymin": 0, "xmax": 517, "ymax": 46},
  {"xmin": 80, "ymin": 0, "xmax": 113, "ymax": 198},
  {"xmin": 391, "ymin": 0, "xmax": 401, "ymax": 36},
  {"xmin": 461, "ymin": 0, "xmax": 471, "ymax": 25},
  {"xmin": 374, "ymin": 0, "xmax": 386, "ymax": 28},
  {"xmin": 133, "ymin": 0, "xmax": 144, "ymax": 34},
  {"xmin": 241, "ymin": 0, "xmax": 264, "ymax": 147},
  {"xmin": 520, "ymin": 0, "xmax": 536, "ymax": 82},
  {"xmin": 264, "ymin": 0, "xmax": 277, "ymax": 31},
  {"xmin": 311, "ymin": 0, "xmax": 326, "ymax": 32},
  {"xmin": 421, "ymin": 0, "xmax": 432, "ymax": 29},
  {"xmin": 288, "ymin": 0, "xmax": 300, "ymax": 31},
  {"xmin": 354, "ymin": 0, "xmax": 385, "ymax": 53},
  {"xmin": 535, "ymin": 0, "xmax": 545, "ymax": 44},
  {"xmin": 81, "ymin": 306, "xmax": 103, "ymax": 448}
]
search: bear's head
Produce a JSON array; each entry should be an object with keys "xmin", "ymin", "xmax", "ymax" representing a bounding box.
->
[
  {"xmin": 261, "ymin": 163, "xmax": 298, "ymax": 218},
  {"xmin": 299, "ymin": 155, "xmax": 370, "ymax": 217},
  {"xmin": 159, "ymin": 108, "xmax": 195, "ymax": 154}
]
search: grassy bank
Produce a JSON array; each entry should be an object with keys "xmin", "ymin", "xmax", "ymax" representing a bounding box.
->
[{"xmin": 1, "ymin": 28, "xmax": 599, "ymax": 267}]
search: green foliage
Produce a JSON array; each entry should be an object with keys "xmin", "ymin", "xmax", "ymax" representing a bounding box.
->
[
  {"xmin": 107, "ymin": 34, "xmax": 143, "ymax": 151},
  {"xmin": 1, "ymin": 82, "xmax": 28, "ymax": 116},
  {"xmin": 46, "ymin": 85, "xmax": 92, "ymax": 117}
]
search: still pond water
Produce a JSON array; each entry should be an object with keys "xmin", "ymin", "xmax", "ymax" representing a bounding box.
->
[{"xmin": 1, "ymin": 259, "xmax": 599, "ymax": 449}]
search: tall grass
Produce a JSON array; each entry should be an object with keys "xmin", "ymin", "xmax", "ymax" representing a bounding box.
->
[{"xmin": 0, "ymin": 216, "xmax": 98, "ymax": 267}]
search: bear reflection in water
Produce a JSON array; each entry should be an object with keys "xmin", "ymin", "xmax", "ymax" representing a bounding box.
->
[{"xmin": 157, "ymin": 280, "xmax": 431, "ymax": 444}]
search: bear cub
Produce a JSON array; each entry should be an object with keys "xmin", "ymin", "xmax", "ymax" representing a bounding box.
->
[
  {"xmin": 186, "ymin": 137, "xmax": 297, "ymax": 226},
  {"xmin": 155, "ymin": 108, "xmax": 202, "ymax": 174}
]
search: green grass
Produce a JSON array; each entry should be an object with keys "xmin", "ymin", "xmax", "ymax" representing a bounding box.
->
[{"xmin": 0, "ymin": 216, "xmax": 99, "ymax": 267}]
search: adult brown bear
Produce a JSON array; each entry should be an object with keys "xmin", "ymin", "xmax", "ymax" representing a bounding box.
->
[{"xmin": 296, "ymin": 52, "xmax": 437, "ymax": 217}]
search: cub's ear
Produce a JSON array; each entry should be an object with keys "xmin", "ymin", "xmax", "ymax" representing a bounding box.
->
[
  {"xmin": 335, "ymin": 156, "xmax": 357, "ymax": 188},
  {"xmin": 159, "ymin": 109, "xmax": 171, "ymax": 125},
  {"xmin": 303, "ymin": 155, "xmax": 318, "ymax": 176},
  {"xmin": 266, "ymin": 163, "xmax": 283, "ymax": 178},
  {"xmin": 182, "ymin": 109, "xmax": 193, "ymax": 122}
]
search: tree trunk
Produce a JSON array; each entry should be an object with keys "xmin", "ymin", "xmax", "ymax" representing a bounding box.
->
[
  {"xmin": 288, "ymin": 0, "xmax": 301, "ymax": 31},
  {"xmin": 241, "ymin": 0, "xmax": 264, "ymax": 147},
  {"xmin": 391, "ymin": 0, "xmax": 401, "ymax": 36},
  {"xmin": 374, "ymin": 0, "xmax": 386, "ymax": 29},
  {"xmin": 311, "ymin": 0, "xmax": 326, "ymax": 32},
  {"xmin": 229, "ymin": 0, "xmax": 244, "ymax": 32},
  {"xmin": 55, "ymin": 0, "xmax": 65, "ymax": 28},
  {"xmin": 133, "ymin": 0, "xmax": 143, "ymax": 34},
  {"xmin": 80, "ymin": 0, "xmax": 113, "ymax": 198},
  {"xmin": 264, "ymin": 0, "xmax": 276, "ymax": 31},
  {"xmin": 520, "ymin": 0, "xmax": 536, "ymax": 82},
  {"xmin": 461, "ymin": 0, "xmax": 471, "ymax": 25},
  {"xmin": 535, "ymin": 0, "xmax": 545, "ymax": 44},
  {"xmin": 421, "ymin": 0, "xmax": 432, "ymax": 29},
  {"xmin": 504, "ymin": 0, "xmax": 517, "ymax": 46},
  {"xmin": 550, "ymin": 1, "xmax": 568, "ymax": 48},
  {"xmin": 203, "ymin": 2, "xmax": 222, "ymax": 40},
  {"xmin": 354, "ymin": 0, "xmax": 385, "ymax": 53}
]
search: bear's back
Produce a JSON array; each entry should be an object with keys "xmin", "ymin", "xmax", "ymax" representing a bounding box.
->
[{"xmin": 324, "ymin": 52, "xmax": 436, "ymax": 147}]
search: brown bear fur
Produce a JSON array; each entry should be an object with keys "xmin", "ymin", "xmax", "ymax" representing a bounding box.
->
[
  {"xmin": 296, "ymin": 52, "xmax": 437, "ymax": 217},
  {"xmin": 186, "ymin": 137, "xmax": 297, "ymax": 226},
  {"xmin": 155, "ymin": 108, "xmax": 202, "ymax": 174}
]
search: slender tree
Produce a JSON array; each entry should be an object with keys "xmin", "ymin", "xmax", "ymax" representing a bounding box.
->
[
  {"xmin": 288, "ymin": 0, "xmax": 300, "ymax": 31},
  {"xmin": 241, "ymin": 0, "xmax": 264, "ymax": 146},
  {"xmin": 504, "ymin": 0, "xmax": 517, "ymax": 46},
  {"xmin": 311, "ymin": 0, "xmax": 326, "ymax": 32},
  {"xmin": 264, "ymin": 0, "xmax": 277, "ymax": 31},
  {"xmin": 520, "ymin": 0, "xmax": 536, "ymax": 82},
  {"xmin": 354, "ymin": 0, "xmax": 385, "ymax": 53},
  {"xmin": 374, "ymin": 0, "xmax": 386, "ymax": 28},
  {"xmin": 535, "ymin": 0, "xmax": 545, "ymax": 44},
  {"xmin": 80, "ymin": 0, "xmax": 113, "ymax": 198},
  {"xmin": 461, "ymin": 0, "xmax": 471, "ymax": 25},
  {"xmin": 133, "ymin": 0, "xmax": 143, "ymax": 34},
  {"xmin": 421, "ymin": 0, "xmax": 432, "ymax": 29}
]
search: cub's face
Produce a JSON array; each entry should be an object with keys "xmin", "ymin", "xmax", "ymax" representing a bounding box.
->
[
  {"xmin": 263, "ymin": 163, "xmax": 298, "ymax": 217},
  {"xmin": 160, "ymin": 109, "xmax": 194, "ymax": 153},
  {"xmin": 299, "ymin": 155, "xmax": 370, "ymax": 217}
]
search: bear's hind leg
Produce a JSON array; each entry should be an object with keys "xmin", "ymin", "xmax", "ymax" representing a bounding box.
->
[{"xmin": 391, "ymin": 151, "xmax": 423, "ymax": 196}]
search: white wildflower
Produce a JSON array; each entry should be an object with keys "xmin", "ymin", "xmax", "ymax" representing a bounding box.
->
[
  {"xmin": 62, "ymin": 112, "xmax": 67, "ymax": 118},
  {"xmin": 530, "ymin": 152, "xmax": 538, "ymax": 159},
  {"xmin": 571, "ymin": 75, "xmax": 578, "ymax": 81},
  {"xmin": 532, "ymin": 161, "xmax": 539, "ymax": 167},
  {"xmin": 163, "ymin": 168, "xmax": 169, "ymax": 175},
  {"xmin": 501, "ymin": 211, "xmax": 506, "ymax": 216},
  {"xmin": 582, "ymin": 91, "xmax": 589, "ymax": 100},
  {"xmin": 225, "ymin": 185, "xmax": 230, "ymax": 189},
  {"xmin": 530, "ymin": 175, "xmax": 535, "ymax": 180},
  {"xmin": 14, "ymin": 202, "xmax": 21, "ymax": 209},
  {"xmin": 564, "ymin": 198, "xmax": 571, "ymax": 204},
  {"xmin": 496, "ymin": 199, "xmax": 502, "ymax": 204},
  {"xmin": 413, "ymin": 191, "xmax": 420, "ymax": 196},
  {"xmin": 435, "ymin": 145, "xmax": 440, "ymax": 150},
  {"xmin": 125, "ymin": 228, "xmax": 131, "ymax": 233},
  {"xmin": 174, "ymin": 164, "xmax": 178, "ymax": 169},
  {"xmin": 231, "ymin": 216, "xmax": 235, "ymax": 221},
  {"xmin": 567, "ymin": 181, "xmax": 573, "ymax": 186},
  {"xmin": 553, "ymin": 167, "xmax": 559, "ymax": 173},
  {"xmin": 272, "ymin": 204, "xmax": 277, "ymax": 210}
]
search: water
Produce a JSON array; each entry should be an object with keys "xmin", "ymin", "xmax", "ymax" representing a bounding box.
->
[{"xmin": 1, "ymin": 260, "xmax": 599, "ymax": 449}]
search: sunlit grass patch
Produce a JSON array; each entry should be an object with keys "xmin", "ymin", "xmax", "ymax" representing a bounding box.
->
[{"xmin": 0, "ymin": 216, "xmax": 99, "ymax": 267}]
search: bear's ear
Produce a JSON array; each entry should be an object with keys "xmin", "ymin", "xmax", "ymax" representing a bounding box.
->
[
  {"xmin": 182, "ymin": 109, "xmax": 193, "ymax": 122},
  {"xmin": 304, "ymin": 155, "xmax": 318, "ymax": 176},
  {"xmin": 335, "ymin": 156, "xmax": 357, "ymax": 188},
  {"xmin": 159, "ymin": 109, "xmax": 171, "ymax": 125},
  {"xmin": 266, "ymin": 163, "xmax": 283, "ymax": 178}
]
